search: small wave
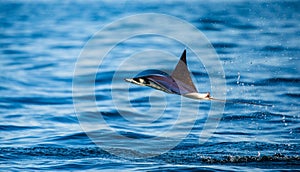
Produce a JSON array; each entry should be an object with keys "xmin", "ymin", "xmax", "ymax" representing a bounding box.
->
[
  {"xmin": 4, "ymin": 147, "xmax": 298, "ymax": 164},
  {"xmin": 200, "ymin": 153, "xmax": 300, "ymax": 164},
  {"xmin": 2, "ymin": 49, "xmax": 26, "ymax": 55},
  {"xmin": 0, "ymin": 125, "xmax": 40, "ymax": 131},
  {"xmin": 262, "ymin": 45, "xmax": 286, "ymax": 52},
  {"xmin": 51, "ymin": 132, "xmax": 89, "ymax": 141},
  {"xmin": 212, "ymin": 42, "xmax": 238, "ymax": 49},
  {"xmin": 258, "ymin": 78, "xmax": 300, "ymax": 85},
  {"xmin": 285, "ymin": 93, "xmax": 300, "ymax": 98},
  {"xmin": 47, "ymin": 116, "xmax": 77, "ymax": 124},
  {"xmin": 1, "ymin": 96, "xmax": 72, "ymax": 105},
  {"xmin": 50, "ymin": 45, "xmax": 82, "ymax": 50},
  {"xmin": 1, "ymin": 147, "xmax": 109, "ymax": 159},
  {"xmin": 198, "ymin": 18, "xmax": 225, "ymax": 25},
  {"xmin": 222, "ymin": 111, "xmax": 281, "ymax": 122},
  {"xmin": 117, "ymin": 130, "xmax": 154, "ymax": 139},
  {"xmin": 24, "ymin": 63, "xmax": 55, "ymax": 71}
]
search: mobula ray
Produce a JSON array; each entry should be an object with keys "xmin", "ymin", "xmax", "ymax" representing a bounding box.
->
[{"xmin": 125, "ymin": 49, "xmax": 270, "ymax": 106}]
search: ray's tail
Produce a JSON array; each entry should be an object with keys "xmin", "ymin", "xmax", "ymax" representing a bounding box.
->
[{"xmin": 208, "ymin": 97, "xmax": 272, "ymax": 107}]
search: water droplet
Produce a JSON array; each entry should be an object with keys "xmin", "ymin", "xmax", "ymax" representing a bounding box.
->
[{"xmin": 237, "ymin": 72, "xmax": 240, "ymax": 84}]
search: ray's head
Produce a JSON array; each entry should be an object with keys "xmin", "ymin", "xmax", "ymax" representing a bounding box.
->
[
  {"xmin": 124, "ymin": 69, "xmax": 169, "ymax": 86},
  {"xmin": 124, "ymin": 77, "xmax": 148, "ymax": 86}
]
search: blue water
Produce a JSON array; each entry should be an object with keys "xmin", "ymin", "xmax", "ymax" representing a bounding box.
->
[{"xmin": 1, "ymin": 0, "xmax": 299, "ymax": 171}]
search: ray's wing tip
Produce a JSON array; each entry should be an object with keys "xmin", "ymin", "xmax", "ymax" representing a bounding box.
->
[
  {"xmin": 182, "ymin": 48, "xmax": 186, "ymax": 55},
  {"xmin": 180, "ymin": 49, "xmax": 187, "ymax": 63}
]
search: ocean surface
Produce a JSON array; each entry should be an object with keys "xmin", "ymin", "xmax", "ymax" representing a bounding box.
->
[{"xmin": 1, "ymin": 0, "xmax": 299, "ymax": 171}]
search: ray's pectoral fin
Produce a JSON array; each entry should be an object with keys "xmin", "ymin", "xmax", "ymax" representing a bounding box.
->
[{"xmin": 171, "ymin": 49, "xmax": 198, "ymax": 94}]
